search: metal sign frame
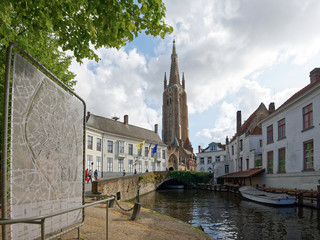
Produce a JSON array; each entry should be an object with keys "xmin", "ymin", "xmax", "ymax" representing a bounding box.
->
[{"xmin": 1, "ymin": 43, "xmax": 86, "ymax": 239}]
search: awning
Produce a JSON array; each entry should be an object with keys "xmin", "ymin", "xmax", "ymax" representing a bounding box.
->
[{"xmin": 219, "ymin": 168, "xmax": 265, "ymax": 179}]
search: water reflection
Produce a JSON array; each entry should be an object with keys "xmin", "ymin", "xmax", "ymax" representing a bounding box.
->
[{"xmin": 137, "ymin": 189, "xmax": 320, "ymax": 240}]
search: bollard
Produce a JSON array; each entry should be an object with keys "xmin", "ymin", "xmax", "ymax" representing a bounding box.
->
[
  {"xmin": 131, "ymin": 202, "xmax": 142, "ymax": 221},
  {"xmin": 297, "ymin": 193, "xmax": 303, "ymax": 206}
]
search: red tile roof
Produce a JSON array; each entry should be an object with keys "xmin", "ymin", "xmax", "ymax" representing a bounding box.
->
[
  {"xmin": 219, "ymin": 168, "xmax": 265, "ymax": 178},
  {"xmin": 277, "ymin": 79, "xmax": 320, "ymax": 111}
]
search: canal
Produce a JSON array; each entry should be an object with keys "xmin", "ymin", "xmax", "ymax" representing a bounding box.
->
[{"xmin": 137, "ymin": 189, "xmax": 320, "ymax": 240}]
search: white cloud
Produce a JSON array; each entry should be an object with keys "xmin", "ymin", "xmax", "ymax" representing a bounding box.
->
[{"xmin": 70, "ymin": 0, "xmax": 320, "ymax": 149}]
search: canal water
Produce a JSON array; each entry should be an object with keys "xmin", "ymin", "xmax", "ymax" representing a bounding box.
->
[{"xmin": 137, "ymin": 189, "xmax": 320, "ymax": 240}]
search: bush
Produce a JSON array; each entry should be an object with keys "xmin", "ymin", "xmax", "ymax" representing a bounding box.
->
[{"xmin": 168, "ymin": 171, "xmax": 212, "ymax": 185}]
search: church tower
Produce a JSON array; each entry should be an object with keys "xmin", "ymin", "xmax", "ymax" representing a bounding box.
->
[{"xmin": 162, "ymin": 40, "xmax": 195, "ymax": 170}]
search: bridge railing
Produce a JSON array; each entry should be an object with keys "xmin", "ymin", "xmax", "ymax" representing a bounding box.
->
[{"xmin": 0, "ymin": 195, "xmax": 115, "ymax": 240}]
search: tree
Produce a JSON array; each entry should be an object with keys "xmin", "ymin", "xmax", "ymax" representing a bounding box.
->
[
  {"xmin": 1, "ymin": 0, "xmax": 173, "ymax": 62},
  {"xmin": 0, "ymin": 0, "xmax": 173, "ymax": 156}
]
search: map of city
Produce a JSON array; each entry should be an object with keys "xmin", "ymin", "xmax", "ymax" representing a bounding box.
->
[{"xmin": 11, "ymin": 53, "xmax": 84, "ymax": 239}]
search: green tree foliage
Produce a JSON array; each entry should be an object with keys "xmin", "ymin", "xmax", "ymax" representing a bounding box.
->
[
  {"xmin": 0, "ymin": 0, "xmax": 173, "ymax": 153},
  {"xmin": 169, "ymin": 171, "xmax": 213, "ymax": 185},
  {"xmin": 0, "ymin": 0, "xmax": 173, "ymax": 62}
]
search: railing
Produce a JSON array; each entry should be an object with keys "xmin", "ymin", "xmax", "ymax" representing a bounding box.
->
[{"xmin": 0, "ymin": 196, "xmax": 115, "ymax": 240}]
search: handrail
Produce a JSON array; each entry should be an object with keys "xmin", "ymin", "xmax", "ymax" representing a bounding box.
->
[{"xmin": 0, "ymin": 196, "xmax": 115, "ymax": 239}]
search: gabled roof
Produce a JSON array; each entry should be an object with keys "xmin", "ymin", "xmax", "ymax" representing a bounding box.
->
[
  {"xmin": 277, "ymin": 79, "xmax": 320, "ymax": 114},
  {"xmin": 230, "ymin": 103, "xmax": 268, "ymax": 143},
  {"xmin": 260, "ymin": 79, "xmax": 320, "ymax": 124},
  {"xmin": 86, "ymin": 114, "xmax": 166, "ymax": 146},
  {"xmin": 250, "ymin": 126, "xmax": 262, "ymax": 135}
]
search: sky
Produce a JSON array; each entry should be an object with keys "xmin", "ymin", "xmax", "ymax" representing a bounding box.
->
[{"xmin": 70, "ymin": 0, "xmax": 320, "ymax": 151}]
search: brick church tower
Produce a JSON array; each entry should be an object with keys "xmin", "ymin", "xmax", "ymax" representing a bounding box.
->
[{"xmin": 162, "ymin": 40, "xmax": 195, "ymax": 171}]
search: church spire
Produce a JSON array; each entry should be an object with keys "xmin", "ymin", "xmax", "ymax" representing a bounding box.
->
[{"xmin": 169, "ymin": 39, "xmax": 180, "ymax": 85}]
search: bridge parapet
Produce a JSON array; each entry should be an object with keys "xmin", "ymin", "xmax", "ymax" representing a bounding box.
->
[{"xmin": 92, "ymin": 171, "xmax": 169, "ymax": 201}]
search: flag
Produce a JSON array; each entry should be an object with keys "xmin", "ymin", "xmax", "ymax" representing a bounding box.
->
[
  {"xmin": 137, "ymin": 140, "xmax": 145, "ymax": 150},
  {"xmin": 147, "ymin": 143, "xmax": 152, "ymax": 153},
  {"xmin": 152, "ymin": 144, "xmax": 158, "ymax": 154}
]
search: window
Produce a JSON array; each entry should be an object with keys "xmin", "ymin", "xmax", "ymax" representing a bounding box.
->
[
  {"xmin": 107, "ymin": 158, "xmax": 113, "ymax": 172},
  {"xmin": 225, "ymin": 165, "xmax": 229, "ymax": 174},
  {"xmin": 129, "ymin": 160, "xmax": 133, "ymax": 172},
  {"xmin": 145, "ymin": 147, "xmax": 148, "ymax": 157},
  {"xmin": 207, "ymin": 156, "xmax": 212, "ymax": 164},
  {"xmin": 267, "ymin": 151, "xmax": 273, "ymax": 174},
  {"xmin": 118, "ymin": 159, "xmax": 123, "ymax": 172},
  {"xmin": 200, "ymin": 157, "xmax": 204, "ymax": 164},
  {"xmin": 138, "ymin": 161, "xmax": 142, "ymax": 172},
  {"xmin": 239, "ymin": 157, "xmax": 243, "ymax": 171},
  {"xmin": 259, "ymin": 140, "xmax": 262, "ymax": 147},
  {"xmin": 157, "ymin": 162, "xmax": 160, "ymax": 171},
  {"xmin": 304, "ymin": 140, "xmax": 314, "ymax": 170},
  {"xmin": 303, "ymin": 103, "xmax": 313, "ymax": 130},
  {"xmin": 215, "ymin": 156, "xmax": 220, "ymax": 162},
  {"xmin": 128, "ymin": 144, "xmax": 133, "ymax": 155},
  {"xmin": 108, "ymin": 141, "xmax": 113, "ymax": 153},
  {"xmin": 96, "ymin": 156, "xmax": 101, "ymax": 171},
  {"xmin": 239, "ymin": 139, "xmax": 243, "ymax": 151},
  {"xmin": 87, "ymin": 155, "xmax": 93, "ymax": 169},
  {"xmin": 145, "ymin": 161, "xmax": 149, "ymax": 172},
  {"xmin": 278, "ymin": 148, "xmax": 286, "ymax": 173},
  {"xmin": 87, "ymin": 135, "xmax": 93, "ymax": 150},
  {"xmin": 278, "ymin": 119, "xmax": 286, "ymax": 140},
  {"xmin": 255, "ymin": 154, "xmax": 262, "ymax": 167},
  {"xmin": 96, "ymin": 138, "xmax": 101, "ymax": 151},
  {"xmin": 162, "ymin": 150, "xmax": 166, "ymax": 159},
  {"xmin": 267, "ymin": 125, "xmax": 273, "ymax": 144},
  {"xmin": 118, "ymin": 141, "xmax": 124, "ymax": 154},
  {"xmin": 246, "ymin": 159, "xmax": 249, "ymax": 170},
  {"xmin": 232, "ymin": 146, "xmax": 234, "ymax": 155},
  {"xmin": 138, "ymin": 148, "xmax": 142, "ymax": 156},
  {"xmin": 151, "ymin": 162, "xmax": 155, "ymax": 171}
]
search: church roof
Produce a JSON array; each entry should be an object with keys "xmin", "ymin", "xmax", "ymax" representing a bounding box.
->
[{"xmin": 87, "ymin": 114, "xmax": 166, "ymax": 146}]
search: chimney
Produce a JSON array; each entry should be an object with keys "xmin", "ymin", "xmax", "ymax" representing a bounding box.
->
[
  {"xmin": 237, "ymin": 111, "xmax": 242, "ymax": 136},
  {"xmin": 124, "ymin": 115, "xmax": 128, "ymax": 125},
  {"xmin": 310, "ymin": 68, "xmax": 320, "ymax": 84},
  {"xmin": 198, "ymin": 145, "xmax": 201, "ymax": 153},
  {"xmin": 269, "ymin": 102, "xmax": 275, "ymax": 113},
  {"xmin": 226, "ymin": 136, "xmax": 229, "ymax": 145},
  {"xmin": 154, "ymin": 124, "xmax": 158, "ymax": 134}
]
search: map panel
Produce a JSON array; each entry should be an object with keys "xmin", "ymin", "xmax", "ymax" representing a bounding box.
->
[{"xmin": 11, "ymin": 53, "xmax": 84, "ymax": 240}]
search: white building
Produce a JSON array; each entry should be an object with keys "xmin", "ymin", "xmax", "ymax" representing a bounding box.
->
[
  {"xmin": 86, "ymin": 113, "xmax": 167, "ymax": 178},
  {"xmin": 197, "ymin": 142, "xmax": 228, "ymax": 181},
  {"xmin": 260, "ymin": 68, "xmax": 320, "ymax": 190},
  {"xmin": 221, "ymin": 103, "xmax": 272, "ymax": 185}
]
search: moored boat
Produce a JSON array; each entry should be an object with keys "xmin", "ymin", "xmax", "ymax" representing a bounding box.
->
[{"xmin": 239, "ymin": 186, "xmax": 296, "ymax": 206}]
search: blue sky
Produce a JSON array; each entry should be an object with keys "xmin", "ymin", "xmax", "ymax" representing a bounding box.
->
[{"xmin": 71, "ymin": 0, "xmax": 320, "ymax": 151}]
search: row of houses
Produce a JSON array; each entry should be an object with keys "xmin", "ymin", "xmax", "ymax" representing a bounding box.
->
[
  {"xmin": 86, "ymin": 113, "xmax": 168, "ymax": 178},
  {"xmin": 197, "ymin": 68, "xmax": 320, "ymax": 190}
]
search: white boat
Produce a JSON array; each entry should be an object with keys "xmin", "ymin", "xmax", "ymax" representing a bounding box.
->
[{"xmin": 239, "ymin": 186, "xmax": 296, "ymax": 206}]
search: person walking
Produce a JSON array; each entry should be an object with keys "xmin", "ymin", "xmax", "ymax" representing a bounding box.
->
[
  {"xmin": 94, "ymin": 169, "xmax": 98, "ymax": 181},
  {"xmin": 88, "ymin": 169, "xmax": 92, "ymax": 183},
  {"xmin": 85, "ymin": 168, "xmax": 88, "ymax": 182},
  {"xmin": 123, "ymin": 169, "xmax": 126, "ymax": 176}
]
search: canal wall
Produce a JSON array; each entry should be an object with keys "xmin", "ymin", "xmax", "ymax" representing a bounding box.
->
[{"xmin": 92, "ymin": 171, "xmax": 168, "ymax": 201}]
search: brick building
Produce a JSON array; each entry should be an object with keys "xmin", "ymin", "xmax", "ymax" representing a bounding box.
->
[{"xmin": 162, "ymin": 40, "xmax": 196, "ymax": 171}]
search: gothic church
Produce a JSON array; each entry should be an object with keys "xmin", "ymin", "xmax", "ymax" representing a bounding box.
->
[{"xmin": 162, "ymin": 40, "xmax": 196, "ymax": 171}]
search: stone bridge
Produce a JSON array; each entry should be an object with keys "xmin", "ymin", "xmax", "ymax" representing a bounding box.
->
[{"xmin": 92, "ymin": 171, "xmax": 184, "ymax": 201}]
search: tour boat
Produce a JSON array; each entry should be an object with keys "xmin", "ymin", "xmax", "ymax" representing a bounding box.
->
[{"xmin": 239, "ymin": 186, "xmax": 296, "ymax": 206}]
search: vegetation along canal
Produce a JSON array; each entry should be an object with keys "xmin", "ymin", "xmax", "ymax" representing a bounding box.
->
[{"xmin": 137, "ymin": 189, "xmax": 320, "ymax": 240}]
